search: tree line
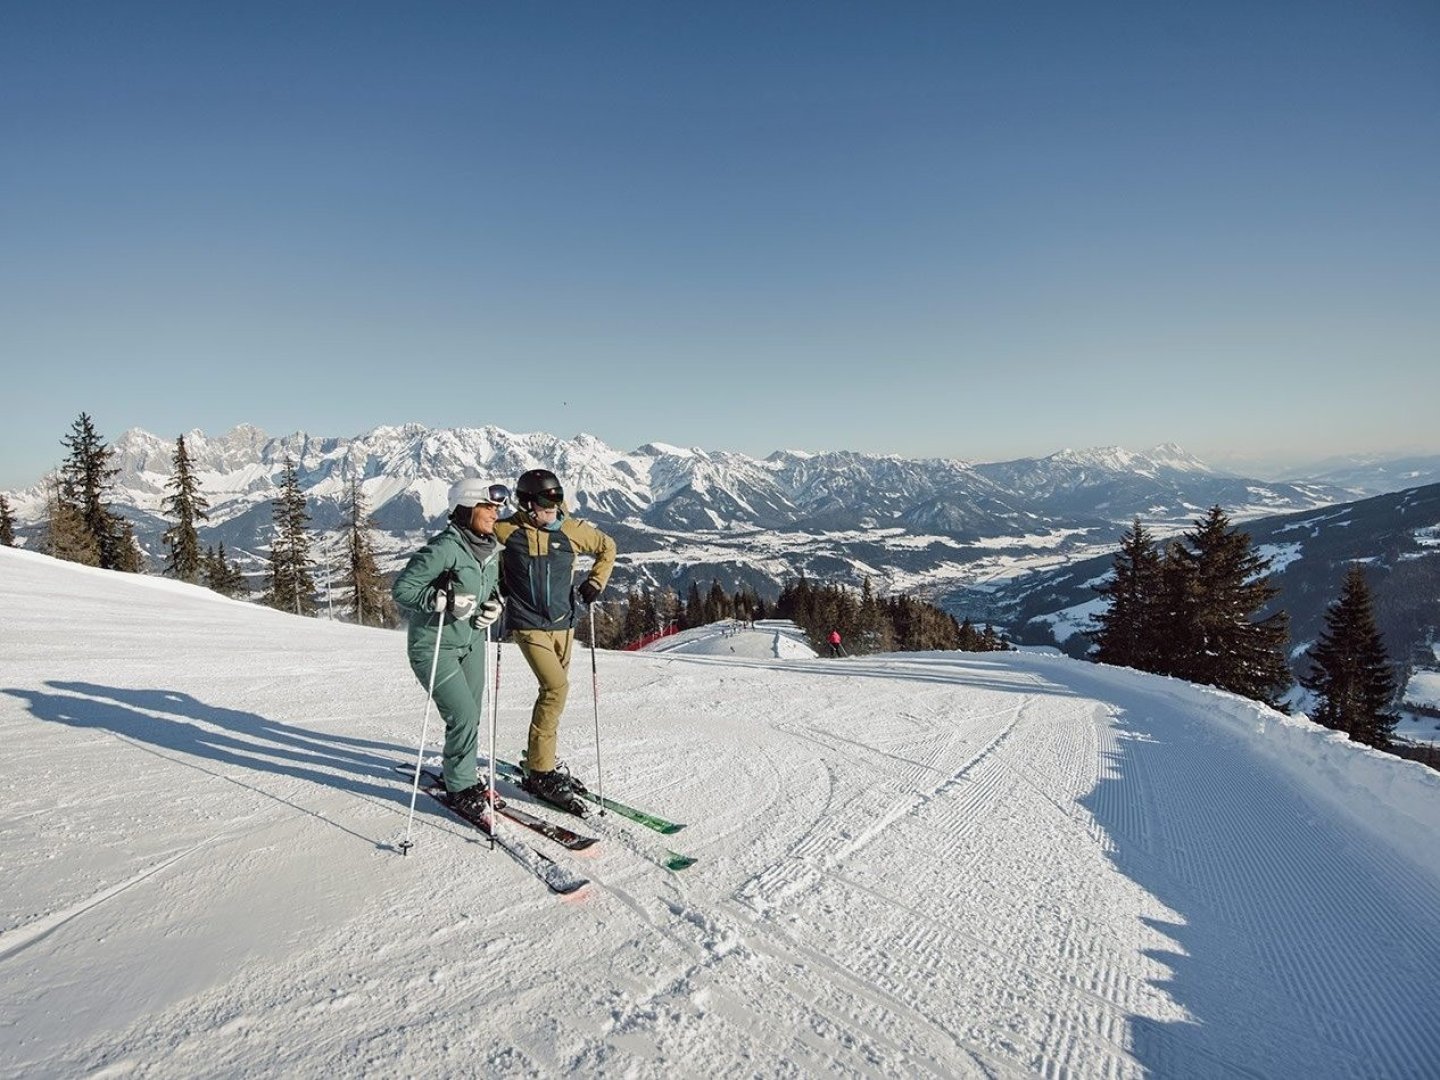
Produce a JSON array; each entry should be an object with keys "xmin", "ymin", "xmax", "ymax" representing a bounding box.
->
[
  {"xmin": 10, "ymin": 414, "xmax": 398, "ymax": 627},
  {"xmin": 1090, "ymin": 507, "xmax": 1397, "ymax": 749},
  {"xmin": 575, "ymin": 574, "xmax": 1006, "ymax": 657},
  {"xmin": 777, "ymin": 575, "xmax": 1009, "ymax": 655}
]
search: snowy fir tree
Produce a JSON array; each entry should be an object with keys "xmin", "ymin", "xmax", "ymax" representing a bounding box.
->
[
  {"xmin": 1173, "ymin": 506, "xmax": 1291, "ymax": 707},
  {"xmin": 1302, "ymin": 565, "xmax": 1398, "ymax": 749},
  {"xmin": 0, "ymin": 494, "xmax": 15, "ymax": 546},
  {"xmin": 1091, "ymin": 518, "xmax": 1162, "ymax": 668},
  {"xmin": 263, "ymin": 455, "xmax": 316, "ymax": 616},
  {"xmin": 160, "ymin": 434, "xmax": 210, "ymax": 583},
  {"xmin": 1095, "ymin": 511, "xmax": 1291, "ymax": 707},
  {"xmin": 203, "ymin": 543, "xmax": 248, "ymax": 598},
  {"xmin": 58, "ymin": 413, "xmax": 142, "ymax": 572},
  {"xmin": 342, "ymin": 477, "xmax": 397, "ymax": 627},
  {"xmin": 40, "ymin": 472, "xmax": 100, "ymax": 566}
]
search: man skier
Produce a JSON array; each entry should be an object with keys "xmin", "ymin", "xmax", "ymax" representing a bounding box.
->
[
  {"xmin": 829, "ymin": 629, "xmax": 845, "ymax": 658},
  {"xmin": 391, "ymin": 479, "xmax": 509, "ymax": 816},
  {"xmin": 493, "ymin": 469, "xmax": 616, "ymax": 814}
]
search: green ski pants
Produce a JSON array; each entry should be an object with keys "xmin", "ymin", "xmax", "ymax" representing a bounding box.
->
[{"xmin": 408, "ymin": 642, "xmax": 487, "ymax": 793}]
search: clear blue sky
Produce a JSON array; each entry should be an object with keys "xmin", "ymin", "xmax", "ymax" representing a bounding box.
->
[{"xmin": 3, "ymin": 0, "xmax": 1437, "ymax": 489}]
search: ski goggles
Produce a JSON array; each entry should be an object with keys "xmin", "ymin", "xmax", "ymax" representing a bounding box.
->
[
  {"xmin": 528, "ymin": 486, "xmax": 564, "ymax": 509},
  {"xmin": 476, "ymin": 483, "xmax": 512, "ymax": 507}
]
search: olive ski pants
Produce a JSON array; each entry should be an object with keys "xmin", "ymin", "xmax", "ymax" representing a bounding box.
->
[{"xmin": 511, "ymin": 628, "xmax": 574, "ymax": 773}]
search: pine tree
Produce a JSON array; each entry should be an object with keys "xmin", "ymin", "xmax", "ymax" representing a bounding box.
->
[
  {"xmin": 1302, "ymin": 565, "xmax": 1398, "ymax": 749},
  {"xmin": 0, "ymin": 494, "xmax": 15, "ymax": 546},
  {"xmin": 621, "ymin": 587, "xmax": 646, "ymax": 643},
  {"xmin": 1145, "ymin": 540, "xmax": 1198, "ymax": 676},
  {"xmin": 58, "ymin": 413, "xmax": 140, "ymax": 571},
  {"xmin": 342, "ymin": 477, "xmax": 397, "ymax": 626},
  {"xmin": 1173, "ymin": 506, "xmax": 1292, "ymax": 707},
  {"xmin": 705, "ymin": 580, "xmax": 729, "ymax": 624},
  {"xmin": 204, "ymin": 543, "xmax": 248, "ymax": 598},
  {"xmin": 160, "ymin": 435, "xmax": 210, "ymax": 583},
  {"xmin": 263, "ymin": 456, "xmax": 316, "ymax": 615},
  {"xmin": 1091, "ymin": 518, "xmax": 1162, "ymax": 668},
  {"xmin": 40, "ymin": 474, "xmax": 100, "ymax": 565},
  {"xmin": 682, "ymin": 582, "xmax": 704, "ymax": 629}
]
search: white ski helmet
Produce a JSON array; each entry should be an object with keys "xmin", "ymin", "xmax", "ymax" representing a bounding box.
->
[{"xmin": 448, "ymin": 477, "xmax": 512, "ymax": 512}]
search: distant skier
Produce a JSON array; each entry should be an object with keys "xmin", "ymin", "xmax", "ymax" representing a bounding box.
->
[
  {"xmin": 828, "ymin": 629, "xmax": 845, "ymax": 658},
  {"xmin": 494, "ymin": 469, "xmax": 616, "ymax": 814},
  {"xmin": 391, "ymin": 479, "xmax": 510, "ymax": 816}
]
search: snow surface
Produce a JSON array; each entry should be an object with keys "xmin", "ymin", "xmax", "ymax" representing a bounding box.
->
[
  {"xmin": 643, "ymin": 620, "xmax": 818, "ymax": 661},
  {"xmin": 1405, "ymin": 670, "xmax": 1440, "ymax": 711},
  {"xmin": 4, "ymin": 547, "xmax": 1440, "ymax": 1078}
]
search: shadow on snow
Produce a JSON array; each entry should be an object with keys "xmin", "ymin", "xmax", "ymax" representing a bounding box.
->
[{"xmin": 5, "ymin": 681, "xmax": 425, "ymax": 847}]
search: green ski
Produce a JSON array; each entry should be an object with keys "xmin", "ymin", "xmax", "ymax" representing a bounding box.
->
[{"xmin": 496, "ymin": 759, "xmax": 685, "ymax": 834}]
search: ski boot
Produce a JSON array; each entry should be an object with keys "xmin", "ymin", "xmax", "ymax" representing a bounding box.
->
[
  {"xmin": 520, "ymin": 769, "xmax": 588, "ymax": 817},
  {"xmin": 447, "ymin": 782, "xmax": 504, "ymax": 818}
]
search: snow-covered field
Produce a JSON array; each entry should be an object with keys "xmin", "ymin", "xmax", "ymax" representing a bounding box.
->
[{"xmin": 4, "ymin": 547, "xmax": 1439, "ymax": 1078}]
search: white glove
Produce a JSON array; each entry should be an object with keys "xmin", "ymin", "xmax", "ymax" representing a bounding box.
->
[
  {"xmin": 450, "ymin": 593, "xmax": 478, "ymax": 619},
  {"xmin": 472, "ymin": 597, "xmax": 505, "ymax": 629},
  {"xmin": 431, "ymin": 589, "xmax": 449, "ymax": 613}
]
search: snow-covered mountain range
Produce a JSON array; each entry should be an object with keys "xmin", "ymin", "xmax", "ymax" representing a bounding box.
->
[{"xmin": 5, "ymin": 424, "xmax": 1348, "ymax": 604}]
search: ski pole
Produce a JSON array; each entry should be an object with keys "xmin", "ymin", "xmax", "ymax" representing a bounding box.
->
[
  {"xmin": 487, "ymin": 620, "xmax": 501, "ymax": 851},
  {"xmin": 400, "ymin": 595, "xmax": 448, "ymax": 856},
  {"xmin": 589, "ymin": 602, "xmax": 605, "ymax": 816}
]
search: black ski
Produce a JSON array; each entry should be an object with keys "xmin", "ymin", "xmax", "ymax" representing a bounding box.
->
[
  {"xmin": 395, "ymin": 764, "xmax": 599, "ymax": 852},
  {"xmin": 396, "ymin": 767, "xmax": 589, "ymax": 895}
]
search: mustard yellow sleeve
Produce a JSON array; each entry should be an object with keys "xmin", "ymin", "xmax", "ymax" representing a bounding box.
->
[{"xmin": 564, "ymin": 518, "xmax": 617, "ymax": 591}]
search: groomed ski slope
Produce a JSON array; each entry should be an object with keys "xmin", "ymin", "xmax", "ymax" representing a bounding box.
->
[{"xmin": 3, "ymin": 546, "xmax": 1439, "ymax": 1079}]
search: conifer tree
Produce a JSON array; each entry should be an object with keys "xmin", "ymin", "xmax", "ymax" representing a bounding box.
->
[
  {"xmin": 1146, "ymin": 540, "xmax": 1198, "ymax": 676},
  {"xmin": 622, "ymin": 587, "xmax": 649, "ymax": 643},
  {"xmin": 705, "ymin": 580, "xmax": 729, "ymax": 623},
  {"xmin": 581, "ymin": 597, "xmax": 626, "ymax": 649},
  {"xmin": 41, "ymin": 473, "xmax": 100, "ymax": 565},
  {"xmin": 160, "ymin": 435, "xmax": 210, "ymax": 583},
  {"xmin": 683, "ymin": 582, "xmax": 704, "ymax": 629},
  {"xmin": 1302, "ymin": 565, "xmax": 1398, "ymax": 749},
  {"xmin": 58, "ymin": 413, "xmax": 140, "ymax": 571},
  {"xmin": 204, "ymin": 543, "xmax": 248, "ymax": 598},
  {"xmin": 342, "ymin": 477, "xmax": 397, "ymax": 626},
  {"xmin": 263, "ymin": 455, "xmax": 316, "ymax": 615},
  {"xmin": 0, "ymin": 494, "xmax": 15, "ymax": 546},
  {"xmin": 1173, "ymin": 506, "xmax": 1291, "ymax": 707},
  {"xmin": 1091, "ymin": 518, "xmax": 1162, "ymax": 668}
]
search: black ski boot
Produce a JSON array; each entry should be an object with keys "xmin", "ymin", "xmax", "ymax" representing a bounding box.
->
[
  {"xmin": 521, "ymin": 769, "xmax": 587, "ymax": 817},
  {"xmin": 448, "ymin": 782, "xmax": 503, "ymax": 818},
  {"xmin": 553, "ymin": 759, "xmax": 589, "ymax": 795}
]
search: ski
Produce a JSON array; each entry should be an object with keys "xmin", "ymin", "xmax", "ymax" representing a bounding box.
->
[
  {"xmin": 494, "ymin": 760, "xmax": 690, "ymax": 840},
  {"xmin": 395, "ymin": 764, "xmax": 599, "ymax": 854},
  {"xmin": 590, "ymin": 818, "xmax": 697, "ymax": 872},
  {"xmin": 398, "ymin": 770, "xmax": 589, "ymax": 895}
]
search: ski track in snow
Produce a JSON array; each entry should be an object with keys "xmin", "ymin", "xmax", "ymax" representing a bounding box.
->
[{"xmin": 3, "ymin": 549, "xmax": 1440, "ymax": 1078}]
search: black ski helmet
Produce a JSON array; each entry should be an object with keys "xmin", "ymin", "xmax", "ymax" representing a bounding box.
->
[{"xmin": 516, "ymin": 468, "xmax": 565, "ymax": 510}]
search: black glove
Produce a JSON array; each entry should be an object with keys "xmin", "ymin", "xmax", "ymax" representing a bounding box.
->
[{"xmin": 578, "ymin": 580, "xmax": 602, "ymax": 604}]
